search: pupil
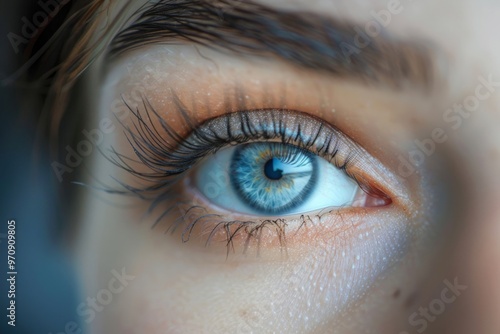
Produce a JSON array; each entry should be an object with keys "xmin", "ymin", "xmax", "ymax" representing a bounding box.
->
[{"xmin": 264, "ymin": 158, "xmax": 283, "ymax": 180}]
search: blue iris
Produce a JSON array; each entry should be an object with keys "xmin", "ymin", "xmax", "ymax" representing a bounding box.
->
[{"xmin": 230, "ymin": 142, "xmax": 318, "ymax": 214}]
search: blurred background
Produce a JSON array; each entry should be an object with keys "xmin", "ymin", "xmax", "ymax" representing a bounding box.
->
[{"xmin": 1, "ymin": 1, "xmax": 81, "ymax": 333}]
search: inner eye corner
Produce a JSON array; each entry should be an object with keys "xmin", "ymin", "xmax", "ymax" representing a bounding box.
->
[{"xmin": 363, "ymin": 186, "xmax": 394, "ymax": 208}]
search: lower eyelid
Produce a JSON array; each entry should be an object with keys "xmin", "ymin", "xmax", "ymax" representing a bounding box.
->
[{"xmin": 153, "ymin": 178, "xmax": 408, "ymax": 257}]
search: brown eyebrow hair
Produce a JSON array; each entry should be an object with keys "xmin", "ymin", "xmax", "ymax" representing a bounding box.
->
[{"xmin": 109, "ymin": 0, "xmax": 436, "ymax": 89}]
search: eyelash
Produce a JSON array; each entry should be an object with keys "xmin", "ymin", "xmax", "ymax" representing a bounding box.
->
[{"xmin": 103, "ymin": 93, "xmax": 389, "ymax": 254}]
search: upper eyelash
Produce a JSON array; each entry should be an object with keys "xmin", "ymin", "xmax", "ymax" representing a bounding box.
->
[
  {"xmin": 105, "ymin": 92, "xmax": 390, "ymax": 199},
  {"xmin": 110, "ymin": 94, "xmax": 351, "ymax": 189}
]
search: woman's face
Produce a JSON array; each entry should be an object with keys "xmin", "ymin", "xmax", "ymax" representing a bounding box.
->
[{"xmin": 72, "ymin": 0, "xmax": 500, "ymax": 333}]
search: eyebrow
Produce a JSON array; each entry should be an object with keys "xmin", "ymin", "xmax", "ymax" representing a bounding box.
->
[{"xmin": 109, "ymin": 0, "xmax": 435, "ymax": 89}]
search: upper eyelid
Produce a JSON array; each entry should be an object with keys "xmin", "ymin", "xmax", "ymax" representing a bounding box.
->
[{"xmin": 187, "ymin": 109, "xmax": 407, "ymax": 202}]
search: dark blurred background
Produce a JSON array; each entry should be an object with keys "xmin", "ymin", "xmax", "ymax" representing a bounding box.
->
[{"xmin": 1, "ymin": 1, "xmax": 81, "ymax": 333}]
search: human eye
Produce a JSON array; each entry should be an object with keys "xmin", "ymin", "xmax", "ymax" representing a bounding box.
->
[
  {"xmin": 193, "ymin": 110, "xmax": 390, "ymax": 217},
  {"xmin": 197, "ymin": 140, "xmax": 357, "ymax": 216},
  {"xmin": 117, "ymin": 105, "xmax": 397, "ymax": 251}
]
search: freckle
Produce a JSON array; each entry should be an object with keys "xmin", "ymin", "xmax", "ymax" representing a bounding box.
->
[{"xmin": 393, "ymin": 289, "xmax": 401, "ymax": 299}]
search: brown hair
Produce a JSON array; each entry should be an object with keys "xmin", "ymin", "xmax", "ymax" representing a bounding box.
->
[{"xmin": 17, "ymin": 0, "xmax": 111, "ymax": 156}]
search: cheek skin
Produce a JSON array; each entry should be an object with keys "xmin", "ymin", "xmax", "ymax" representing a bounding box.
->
[{"xmin": 101, "ymin": 208, "xmax": 412, "ymax": 334}]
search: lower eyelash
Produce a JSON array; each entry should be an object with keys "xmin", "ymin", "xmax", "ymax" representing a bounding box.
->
[{"xmin": 150, "ymin": 187, "xmax": 334, "ymax": 257}]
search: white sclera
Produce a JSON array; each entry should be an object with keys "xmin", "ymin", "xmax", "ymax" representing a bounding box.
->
[{"xmin": 194, "ymin": 145, "xmax": 359, "ymax": 216}]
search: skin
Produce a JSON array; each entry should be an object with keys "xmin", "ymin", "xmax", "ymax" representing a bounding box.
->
[{"xmin": 72, "ymin": 0, "xmax": 500, "ymax": 333}]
